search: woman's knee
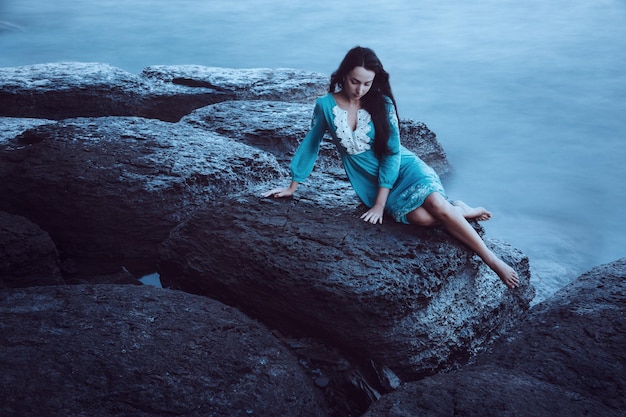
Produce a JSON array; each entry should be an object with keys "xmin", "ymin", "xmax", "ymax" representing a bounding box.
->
[{"xmin": 423, "ymin": 193, "xmax": 454, "ymax": 219}]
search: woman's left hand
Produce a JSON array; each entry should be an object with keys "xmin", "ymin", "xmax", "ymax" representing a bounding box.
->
[{"xmin": 360, "ymin": 205, "xmax": 385, "ymax": 224}]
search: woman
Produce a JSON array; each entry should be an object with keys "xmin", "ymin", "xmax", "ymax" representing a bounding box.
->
[{"xmin": 263, "ymin": 46, "xmax": 519, "ymax": 289}]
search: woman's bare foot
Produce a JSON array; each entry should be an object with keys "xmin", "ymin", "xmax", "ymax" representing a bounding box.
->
[
  {"xmin": 452, "ymin": 200, "xmax": 492, "ymax": 221},
  {"xmin": 490, "ymin": 258, "xmax": 520, "ymax": 289}
]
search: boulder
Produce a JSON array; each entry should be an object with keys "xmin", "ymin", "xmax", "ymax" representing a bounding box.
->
[
  {"xmin": 0, "ymin": 116, "xmax": 284, "ymax": 276},
  {"xmin": 0, "ymin": 284, "xmax": 327, "ymax": 417},
  {"xmin": 0, "ymin": 117, "xmax": 55, "ymax": 142},
  {"xmin": 362, "ymin": 258, "xmax": 626, "ymax": 417},
  {"xmin": 0, "ymin": 63, "xmax": 152, "ymax": 120},
  {"xmin": 0, "ymin": 211, "xmax": 64, "ymax": 288},
  {"xmin": 0, "ymin": 63, "xmax": 327, "ymax": 122},
  {"xmin": 158, "ymin": 188, "xmax": 534, "ymax": 380},
  {"xmin": 141, "ymin": 65, "xmax": 328, "ymax": 103}
]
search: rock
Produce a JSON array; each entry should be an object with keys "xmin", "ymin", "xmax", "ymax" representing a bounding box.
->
[
  {"xmin": 0, "ymin": 116, "xmax": 284, "ymax": 276},
  {"xmin": 0, "ymin": 117, "xmax": 55, "ymax": 142},
  {"xmin": 0, "ymin": 63, "xmax": 151, "ymax": 120},
  {"xmin": 263, "ymin": 331, "xmax": 401, "ymax": 417},
  {"xmin": 0, "ymin": 211, "xmax": 64, "ymax": 288},
  {"xmin": 362, "ymin": 258, "xmax": 626, "ymax": 417},
  {"xmin": 138, "ymin": 66, "xmax": 327, "ymax": 122},
  {"xmin": 141, "ymin": 65, "xmax": 328, "ymax": 103},
  {"xmin": 182, "ymin": 100, "xmax": 328, "ymax": 168},
  {"xmin": 0, "ymin": 63, "xmax": 327, "ymax": 122},
  {"xmin": 399, "ymin": 119, "xmax": 451, "ymax": 177},
  {"xmin": 0, "ymin": 284, "xmax": 328, "ymax": 417},
  {"xmin": 158, "ymin": 189, "xmax": 534, "ymax": 380},
  {"xmin": 182, "ymin": 100, "xmax": 452, "ymax": 177},
  {"xmin": 0, "ymin": 62, "xmax": 535, "ymax": 413}
]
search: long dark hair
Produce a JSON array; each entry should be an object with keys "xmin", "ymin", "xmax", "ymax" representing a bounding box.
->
[{"xmin": 329, "ymin": 46, "xmax": 398, "ymax": 158}]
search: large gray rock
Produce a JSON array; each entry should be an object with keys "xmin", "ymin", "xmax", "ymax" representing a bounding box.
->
[
  {"xmin": 0, "ymin": 116, "xmax": 283, "ymax": 276},
  {"xmin": 0, "ymin": 63, "xmax": 152, "ymax": 119},
  {"xmin": 362, "ymin": 258, "xmax": 626, "ymax": 417},
  {"xmin": 0, "ymin": 211, "xmax": 64, "ymax": 288},
  {"xmin": 0, "ymin": 284, "xmax": 328, "ymax": 417},
  {"xmin": 0, "ymin": 63, "xmax": 327, "ymax": 121},
  {"xmin": 0, "ymin": 117, "xmax": 55, "ymax": 142},
  {"xmin": 141, "ymin": 65, "xmax": 328, "ymax": 103},
  {"xmin": 158, "ymin": 188, "xmax": 534, "ymax": 380}
]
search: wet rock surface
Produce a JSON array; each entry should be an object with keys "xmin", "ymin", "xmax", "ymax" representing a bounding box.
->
[
  {"xmin": 363, "ymin": 258, "xmax": 626, "ymax": 417},
  {"xmin": 0, "ymin": 284, "xmax": 328, "ymax": 417},
  {"xmin": 158, "ymin": 191, "xmax": 533, "ymax": 380},
  {"xmin": 0, "ymin": 115, "xmax": 282, "ymax": 276},
  {"xmin": 0, "ymin": 211, "xmax": 63, "ymax": 288},
  {"xmin": 0, "ymin": 62, "xmax": 327, "ymax": 121},
  {"xmin": 0, "ymin": 62, "xmax": 550, "ymax": 416}
]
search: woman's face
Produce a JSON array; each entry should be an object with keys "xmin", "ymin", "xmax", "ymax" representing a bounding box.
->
[{"xmin": 343, "ymin": 66, "xmax": 376, "ymax": 101}]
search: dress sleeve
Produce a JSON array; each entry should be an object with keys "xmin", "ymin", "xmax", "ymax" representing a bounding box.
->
[
  {"xmin": 290, "ymin": 99, "xmax": 328, "ymax": 183},
  {"xmin": 377, "ymin": 100, "xmax": 401, "ymax": 188}
]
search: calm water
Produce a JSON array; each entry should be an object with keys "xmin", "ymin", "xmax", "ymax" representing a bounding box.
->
[{"xmin": 2, "ymin": 0, "xmax": 625, "ymax": 302}]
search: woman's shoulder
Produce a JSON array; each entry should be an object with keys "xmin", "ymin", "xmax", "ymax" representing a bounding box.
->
[
  {"xmin": 310, "ymin": 93, "xmax": 336, "ymax": 112},
  {"xmin": 382, "ymin": 95, "xmax": 398, "ymax": 114},
  {"xmin": 315, "ymin": 93, "xmax": 335, "ymax": 105}
]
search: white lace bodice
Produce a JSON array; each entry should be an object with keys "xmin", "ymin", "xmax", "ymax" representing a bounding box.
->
[{"xmin": 332, "ymin": 105, "xmax": 372, "ymax": 155}]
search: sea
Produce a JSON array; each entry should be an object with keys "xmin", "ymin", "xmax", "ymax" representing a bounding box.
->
[{"xmin": 1, "ymin": 0, "xmax": 624, "ymax": 303}]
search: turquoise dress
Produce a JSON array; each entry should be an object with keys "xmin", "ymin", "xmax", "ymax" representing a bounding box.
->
[{"xmin": 290, "ymin": 93, "xmax": 446, "ymax": 224}]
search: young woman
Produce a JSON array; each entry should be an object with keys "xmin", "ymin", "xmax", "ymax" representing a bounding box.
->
[{"xmin": 264, "ymin": 46, "xmax": 519, "ymax": 289}]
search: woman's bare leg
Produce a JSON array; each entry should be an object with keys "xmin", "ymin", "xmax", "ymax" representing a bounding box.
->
[
  {"xmin": 411, "ymin": 193, "xmax": 520, "ymax": 289},
  {"xmin": 406, "ymin": 206, "xmax": 438, "ymax": 227}
]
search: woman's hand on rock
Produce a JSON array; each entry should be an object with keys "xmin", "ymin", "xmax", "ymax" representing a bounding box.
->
[
  {"xmin": 360, "ymin": 205, "xmax": 384, "ymax": 224},
  {"xmin": 262, "ymin": 187, "xmax": 294, "ymax": 199}
]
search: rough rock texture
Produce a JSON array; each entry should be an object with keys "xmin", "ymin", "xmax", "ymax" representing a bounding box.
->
[
  {"xmin": 142, "ymin": 65, "xmax": 329, "ymax": 103},
  {"xmin": 158, "ymin": 190, "xmax": 534, "ymax": 380},
  {"xmin": 0, "ymin": 117, "xmax": 55, "ymax": 142},
  {"xmin": 0, "ymin": 62, "xmax": 327, "ymax": 121},
  {"xmin": 0, "ymin": 115, "xmax": 283, "ymax": 276},
  {"xmin": 0, "ymin": 284, "xmax": 328, "ymax": 417},
  {"xmin": 0, "ymin": 66, "xmax": 450, "ymax": 279},
  {"xmin": 1, "ymin": 62, "xmax": 538, "ymax": 415},
  {"xmin": 0, "ymin": 211, "xmax": 64, "ymax": 288},
  {"xmin": 362, "ymin": 258, "xmax": 626, "ymax": 417}
]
